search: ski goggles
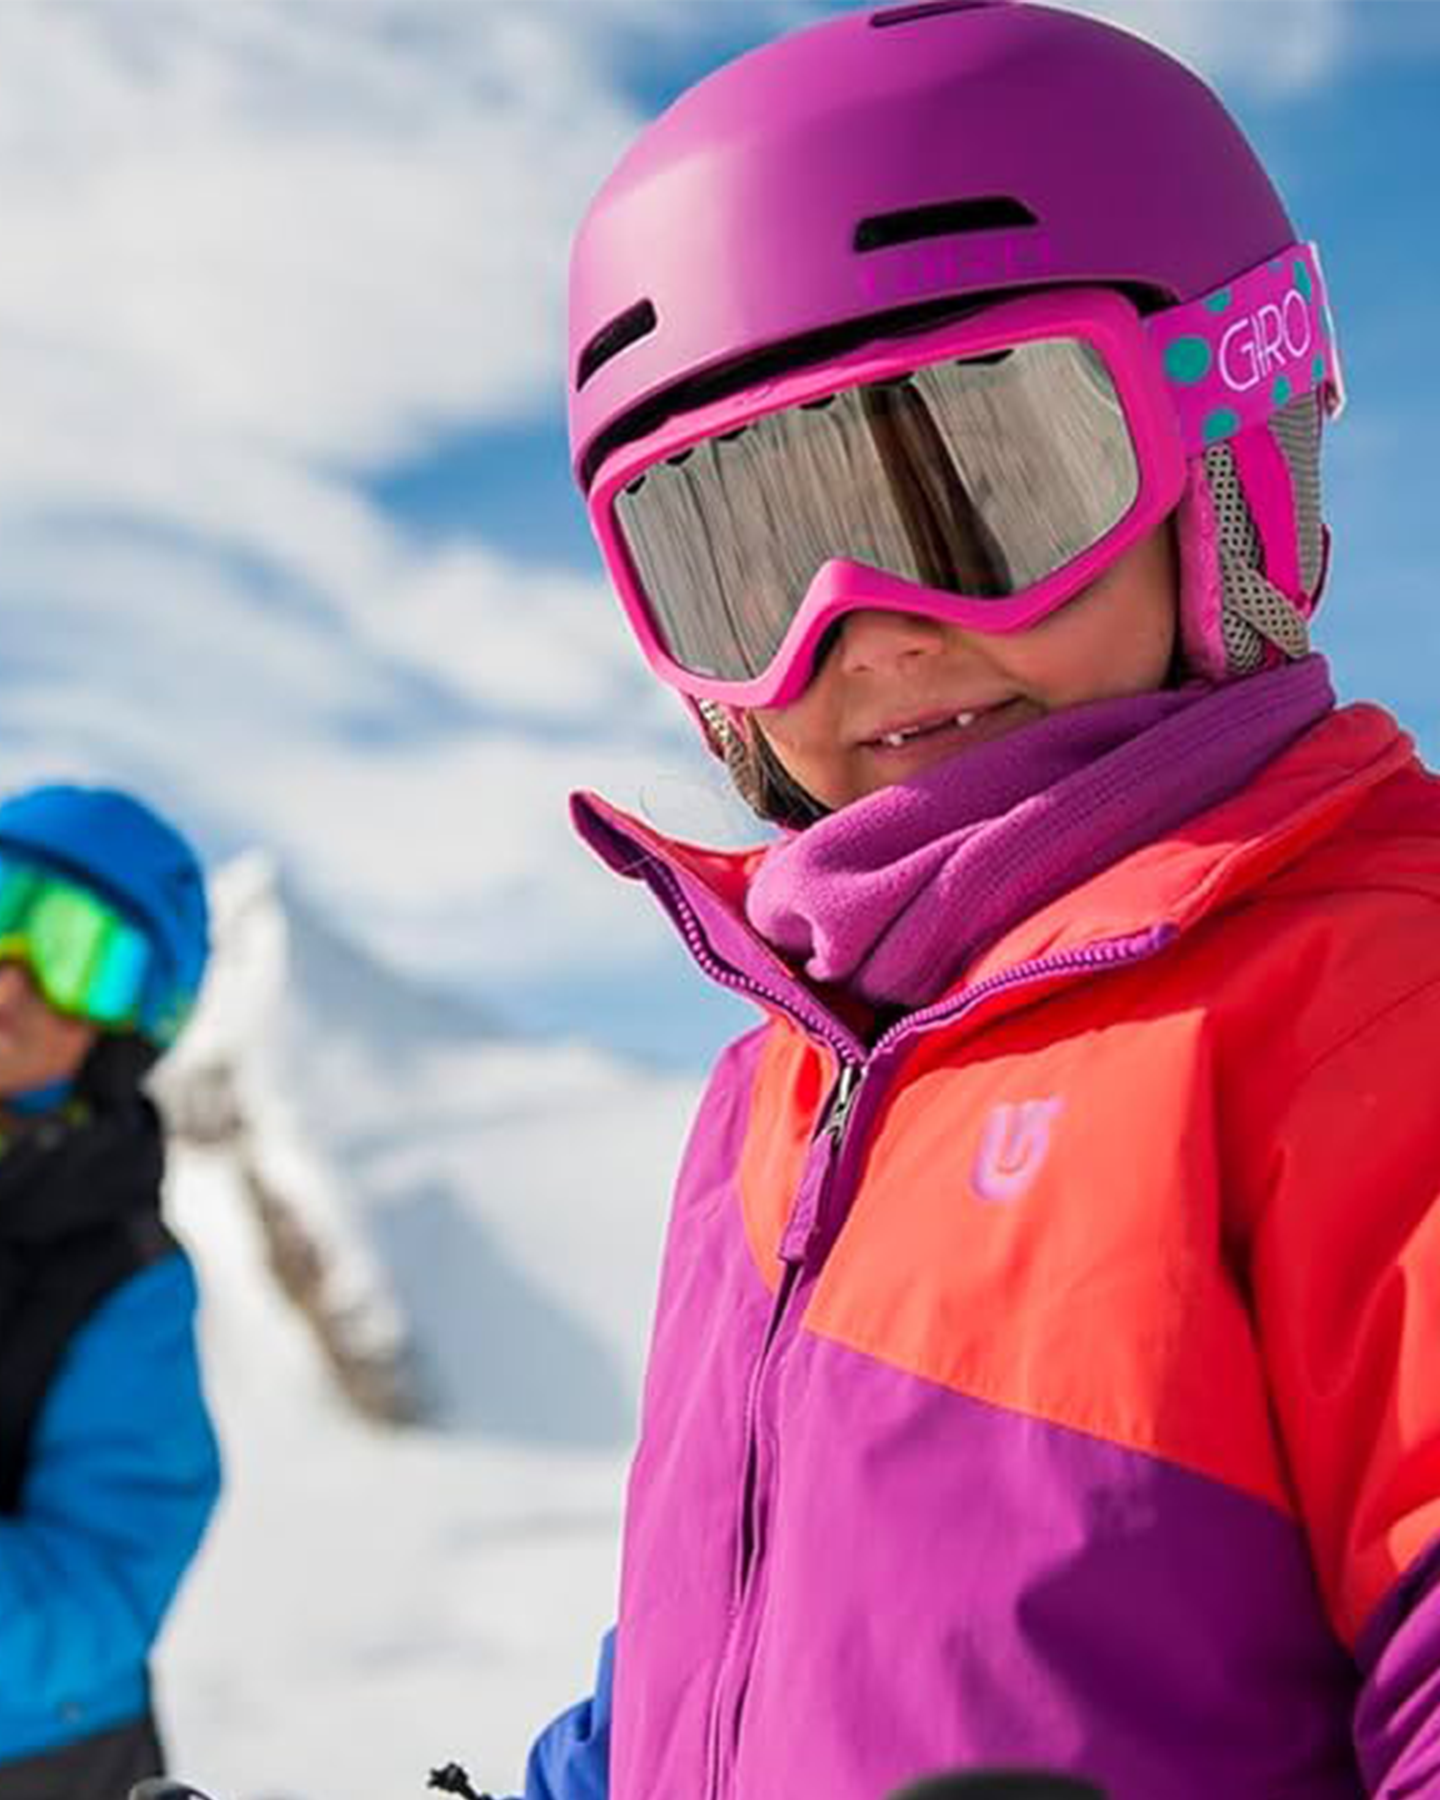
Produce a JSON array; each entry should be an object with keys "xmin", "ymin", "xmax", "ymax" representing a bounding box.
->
[
  {"xmin": 0, "ymin": 851, "xmax": 162, "ymax": 1035},
  {"xmin": 588, "ymin": 243, "xmax": 1342, "ymax": 708}
]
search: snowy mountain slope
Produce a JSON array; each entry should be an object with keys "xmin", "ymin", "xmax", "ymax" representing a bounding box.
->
[
  {"xmin": 152, "ymin": 855, "xmax": 709, "ymax": 1799},
  {"xmin": 278, "ymin": 862, "xmax": 507, "ymax": 1051}
]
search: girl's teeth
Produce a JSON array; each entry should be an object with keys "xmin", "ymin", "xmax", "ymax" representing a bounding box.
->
[{"xmin": 879, "ymin": 711, "xmax": 980, "ymax": 749}]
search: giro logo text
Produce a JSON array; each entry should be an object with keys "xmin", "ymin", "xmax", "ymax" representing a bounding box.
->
[
  {"xmin": 971, "ymin": 1097, "xmax": 1064, "ymax": 1203},
  {"xmin": 1219, "ymin": 289, "xmax": 1313, "ymax": 393}
]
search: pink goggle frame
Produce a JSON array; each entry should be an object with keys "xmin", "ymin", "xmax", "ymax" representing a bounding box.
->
[{"xmin": 587, "ymin": 243, "xmax": 1342, "ymax": 710}]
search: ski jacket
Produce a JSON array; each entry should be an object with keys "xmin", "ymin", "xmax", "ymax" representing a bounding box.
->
[
  {"xmin": 548, "ymin": 703, "xmax": 1440, "ymax": 1800},
  {"xmin": 0, "ymin": 1100, "xmax": 220, "ymax": 1778}
]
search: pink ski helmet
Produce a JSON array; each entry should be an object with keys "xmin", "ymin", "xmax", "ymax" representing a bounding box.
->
[{"xmin": 568, "ymin": 0, "xmax": 1341, "ymax": 793}]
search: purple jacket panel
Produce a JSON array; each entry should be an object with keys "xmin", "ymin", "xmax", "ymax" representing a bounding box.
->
[
  {"xmin": 724, "ymin": 1330, "xmax": 1360, "ymax": 1800},
  {"xmin": 609, "ymin": 1026, "xmax": 780, "ymax": 1799}
]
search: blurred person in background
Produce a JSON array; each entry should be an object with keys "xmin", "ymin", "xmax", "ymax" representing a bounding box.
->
[{"xmin": 0, "ymin": 783, "xmax": 219, "ymax": 1800}]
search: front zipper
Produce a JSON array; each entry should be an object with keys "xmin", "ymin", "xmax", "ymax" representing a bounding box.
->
[
  {"xmin": 748, "ymin": 1056, "xmax": 862, "ymax": 1568},
  {"xmin": 704, "ymin": 1055, "xmax": 865, "ymax": 1800}
]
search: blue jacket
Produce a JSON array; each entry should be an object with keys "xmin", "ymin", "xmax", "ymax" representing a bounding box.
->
[{"xmin": 0, "ymin": 1251, "xmax": 220, "ymax": 1761}]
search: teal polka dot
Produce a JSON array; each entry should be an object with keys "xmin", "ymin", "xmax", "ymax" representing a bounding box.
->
[
  {"xmin": 1164, "ymin": 336, "xmax": 1212, "ymax": 385},
  {"xmin": 1272, "ymin": 375, "xmax": 1293, "ymax": 407},
  {"xmin": 1312, "ymin": 353, "xmax": 1327, "ymax": 384},
  {"xmin": 1203, "ymin": 288, "xmax": 1233, "ymax": 314},
  {"xmin": 1269, "ymin": 258, "xmax": 1285, "ymax": 274},
  {"xmin": 1317, "ymin": 307, "xmax": 1330, "ymax": 342},
  {"xmin": 1293, "ymin": 258, "xmax": 1313, "ymax": 301},
  {"xmin": 1202, "ymin": 406, "xmax": 1241, "ymax": 444}
]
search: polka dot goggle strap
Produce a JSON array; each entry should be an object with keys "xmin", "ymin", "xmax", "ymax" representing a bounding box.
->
[{"xmin": 1150, "ymin": 242, "xmax": 1343, "ymax": 455}]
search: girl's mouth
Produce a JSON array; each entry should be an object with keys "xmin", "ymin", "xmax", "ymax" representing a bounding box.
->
[
  {"xmin": 874, "ymin": 710, "xmax": 979, "ymax": 748},
  {"xmin": 862, "ymin": 700, "xmax": 1023, "ymax": 752}
]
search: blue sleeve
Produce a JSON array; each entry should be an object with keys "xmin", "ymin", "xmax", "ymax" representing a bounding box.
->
[
  {"xmin": 0, "ymin": 1252, "xmax": 222, "ymax": 1707},
  {"xmin": 522, "ymin": 1628, "xmax": 614, "ymax": 1800}
]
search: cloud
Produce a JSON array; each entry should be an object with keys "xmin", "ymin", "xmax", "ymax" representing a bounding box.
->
[
  {"xmin": 0, "ymin": 509, "xmax": 731, "ymax": 984},
  {"xmin": 0, "ymin": 2, "xmax": 642, "ymax": 480}
]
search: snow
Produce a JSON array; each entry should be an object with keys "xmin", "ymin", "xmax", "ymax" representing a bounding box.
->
[{"xmin": 151, "ymin": 858, "xmax": 707, "ymax": 1800}]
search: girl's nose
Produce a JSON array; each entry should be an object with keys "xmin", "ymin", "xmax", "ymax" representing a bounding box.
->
[{"xmin": 834, "ymin": 606, "xmax": 946, "ymax": 677}]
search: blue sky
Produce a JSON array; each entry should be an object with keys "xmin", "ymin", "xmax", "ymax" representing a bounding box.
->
[{"xmin": 0, "ymin": 1, "xmax": 1435, "ymax": 1068}]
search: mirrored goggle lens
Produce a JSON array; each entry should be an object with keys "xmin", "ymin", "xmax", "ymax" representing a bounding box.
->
[
  {"xmin": 613, "ymin": 336, "xmax": 1140, "ymax": 685},
  {"xmin": 0, "ymin": 852, "xmax": 152, "ymax": 1027}
]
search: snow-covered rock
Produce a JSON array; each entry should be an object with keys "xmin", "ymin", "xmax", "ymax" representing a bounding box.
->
[{"xmin": 154, "ymin": 852, "xmax": 420, "ymax": 1422}]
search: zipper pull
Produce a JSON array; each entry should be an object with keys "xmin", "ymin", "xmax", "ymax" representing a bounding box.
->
[
  {"xmin": 822, "ymin": 1059, "xmax": 862, "ymax": 1144},
  {"xmin": 780, "ymin": 1060, "xmax": 864, "ymax": 1265}
]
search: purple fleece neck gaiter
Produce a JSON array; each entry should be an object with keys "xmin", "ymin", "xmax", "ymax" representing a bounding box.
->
[{"xmin": 745, "ymin": 655, "xmax": 1336, "ymax": 1010}]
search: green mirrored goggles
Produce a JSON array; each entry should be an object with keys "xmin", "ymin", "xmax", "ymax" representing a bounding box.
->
[{"xmin": 0, "ymin": 852, "xmax": 155, "ymax": 1031}]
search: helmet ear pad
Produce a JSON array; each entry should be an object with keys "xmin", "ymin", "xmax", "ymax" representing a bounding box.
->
[{"xmin": 1175, "ymin": 390, "xmax": 1326, "ymax": 683}]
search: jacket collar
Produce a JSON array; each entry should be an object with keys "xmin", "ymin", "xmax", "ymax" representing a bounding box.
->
[
  {"xmin": 573, "ymin": 705, "xmax": 1417, "ymax": 1046},
  {"xmin": 0, "ymin": 1096, "xmax": 164, "ymax": 1249}
]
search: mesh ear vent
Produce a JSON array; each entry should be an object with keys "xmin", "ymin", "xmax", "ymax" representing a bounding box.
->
[{"xmin": 1268, "ymin": 391, "xmax": 1325, "ymax": 600}]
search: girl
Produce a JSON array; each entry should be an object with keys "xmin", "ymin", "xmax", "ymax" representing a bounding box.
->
[{"xmin": 507, "ymin": 4, "xmax": 1440, "ymax": 1796}]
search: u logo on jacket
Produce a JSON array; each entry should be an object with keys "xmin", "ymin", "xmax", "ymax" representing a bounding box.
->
[{"xmin": 972, "ymin": 1097, "xmax": 1065, "ymax": 1202}]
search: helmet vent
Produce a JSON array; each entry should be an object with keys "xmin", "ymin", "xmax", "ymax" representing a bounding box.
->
[
  {"xmin": 854, "ymin": 196, "xmax": 1038, "ymax": 254},
  {"xmin": 870, "ymin": 1, "xmax": 1005, "ymax": 27},
  {"xmin": 576, "ymin": 299, "xmax": 658, "ymax": 392}
]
